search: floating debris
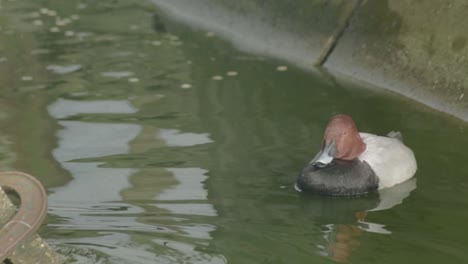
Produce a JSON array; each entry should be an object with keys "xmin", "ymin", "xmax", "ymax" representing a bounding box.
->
[
  {"xmin": 76, "ymin": 3, "xmax": 87, "ymax": 10},
  {"xmin": 0, "ymin": 57, "xmax": 7, "ymax": 63},
  {"xmin": 168, "ymin": 35, "xmax": 179, "ymax": 41},
  {"xmin": 180, "ymin": 83, "xmax": 192, "ymax": 89},
  {"xmin": 205, "ymin": 31, "xmax": 216, "ymax": 37},
  {"xmin": 276, "ymin": 65, "xmax": 288, "ymax": 72},
  {"xmin": 75, "ymin": 32, "xmax": 93, "ymax": 39},
  {"xmin": 46, "ymin": 64, "xmax": 81, "ymax": 74},
  {"xmin": 128, "ymin": 77, "xmax": 140, "ymax": 83},
  {"xmin": 212, "ymin": 75, "xmax": 223, "ymax": 81},
  {"xmin": 64, "ymin": 31, "xmax": 75, "ymax": 37},
  {"xmin": 101, "ymin": 71, "xmax": 134, "ymax": 78},
  {"xmin": 56, "ymin": 17, "xmax": 72, "ymax": 26},
  {"xmin": 46, "ymin": 10, "xmax": 57, "ymax": 17},
  {"xmin": 70, "ymin": 14, "xmax": 80, "ymax": 20},
  {"xmin": 226, "ymin": 71, "xmax": 238, "ymax": 77},
  {"xmin": 151, "ymin": 40, "xmax": 162, "ymax": 46},
  {"xmin": 39, "ymin": 8, "xmax": 49, "ymax": 15},
  {"xmin": 460, "ymin": 93, "xmax": 465, "ymax": 100},
  {"xmin": 187, "ymin": 60, "xmax": 193, "ymax": 65},
  {"xmin": 49, "ymin": 27, "xmax": 60, "ymax": 33},
  {"xmin": 21, "ymin": 76, "xmax": 33, "ymax": 81},
  {"xmin": 33, "ymin": 20, "xmax": 43, "ymax": 26}
]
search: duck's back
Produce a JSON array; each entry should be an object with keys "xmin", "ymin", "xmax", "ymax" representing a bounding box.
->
[{"xmin": 358, "ymin": 133, "xmax": 417, "ymax": 189}]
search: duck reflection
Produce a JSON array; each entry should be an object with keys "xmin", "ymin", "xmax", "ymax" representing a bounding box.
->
[{"xmin": 300, "ymin": 178, "xmax": 416, "ymax": 263}]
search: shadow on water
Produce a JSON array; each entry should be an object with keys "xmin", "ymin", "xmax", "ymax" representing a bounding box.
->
[{"xmin": 0, "ymin": 0, "xmax": 468, "ymax": 263}]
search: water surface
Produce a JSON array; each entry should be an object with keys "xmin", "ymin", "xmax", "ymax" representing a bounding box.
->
[{"xmin": 0, "ymin": 0, "xmax": 468, "ymax": 263}]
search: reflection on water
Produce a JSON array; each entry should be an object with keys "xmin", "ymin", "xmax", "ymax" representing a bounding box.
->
[
  {"xmin": 157, "ymin": 168, "xmax": 209, "ymax": 201},
  {"xmin": 50, "ymin": 120, "xmax": 138, "ymax": 206},
  {"xmin": 48, "ymin": 99, "xmax": 137, "ymax": 120},
  {"xmin": 47, "ymin": 96, "xmax": 220, "ymax": 262},
  {"xmin": 158, "ymin": 130, "xmax": 213, "ymax": 147},
  {"xmin": 312, "ymin": 178, "xmax": 417, "ymax": 262},
  {"xmin": 1, "ymin": 0, "xmax": 468, "ymax": 263}
]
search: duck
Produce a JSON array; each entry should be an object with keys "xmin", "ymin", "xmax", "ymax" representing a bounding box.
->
[{"xmin": 296, "ymin": 114, "xmax": 417, "ymax": 196}]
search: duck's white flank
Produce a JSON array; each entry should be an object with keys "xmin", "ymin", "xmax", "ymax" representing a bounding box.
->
[{"xmin": 358, "ymin": 133, "xmax": 417, "ymax": 189}]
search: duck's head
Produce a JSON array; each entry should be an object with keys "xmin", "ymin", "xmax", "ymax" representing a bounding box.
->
[{"xmin": 311, "ymin": 115, "xmax": 366, "ymax": 168}]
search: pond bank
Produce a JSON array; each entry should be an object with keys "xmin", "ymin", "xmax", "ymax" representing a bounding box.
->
[{"xmin": 152, "ymin": 0, "xmax": 468, "ymax": 122}]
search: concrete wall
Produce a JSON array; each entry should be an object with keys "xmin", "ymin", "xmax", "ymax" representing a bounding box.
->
[
  {"xmin": 152, "ymin": 0, "xmax": 468, "ymax": 121},
  {"xmin": 329, "ymin": 0, "xmax": 468, "ymax": 120}
]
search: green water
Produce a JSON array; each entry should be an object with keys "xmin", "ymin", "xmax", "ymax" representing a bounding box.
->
[{"xmin": 1, "ymin": 0, "xmax": 468, "ymax": 263}]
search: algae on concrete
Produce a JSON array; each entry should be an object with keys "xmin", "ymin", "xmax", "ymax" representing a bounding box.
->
[{"xmin": 329, "ymin": 0, "xmax": 468, "ymax": 120}]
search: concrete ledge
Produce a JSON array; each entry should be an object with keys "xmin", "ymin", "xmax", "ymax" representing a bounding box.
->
[
  {"xmin": 152, "ymin": 0, "xmax": 468, "ymax": 121},
  {"xmin": 0, "ymin": 180, "xmax": 64, "ymax": 263}
]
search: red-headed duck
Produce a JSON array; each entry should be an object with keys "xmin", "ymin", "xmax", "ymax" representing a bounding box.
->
[{"xmin": 296, "ymin": 114, "xmax": 417, "ymax": 196}]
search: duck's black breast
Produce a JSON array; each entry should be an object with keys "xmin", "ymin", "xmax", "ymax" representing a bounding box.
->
[{"xmin": 297, "ymin": 159, "xmax": 379, "ymax": 196}]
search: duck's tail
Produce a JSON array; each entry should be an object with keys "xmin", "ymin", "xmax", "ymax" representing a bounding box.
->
[{"xmin": 386, "ymin": 131, "xmax": 403, "ymax": 142}]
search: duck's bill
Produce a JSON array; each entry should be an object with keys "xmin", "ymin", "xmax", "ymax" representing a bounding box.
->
[{"xmin": 309, "ymin": 140, "xmax": 336, "ymax": 168}]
